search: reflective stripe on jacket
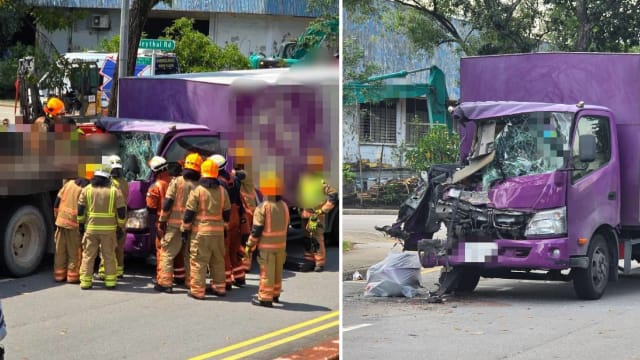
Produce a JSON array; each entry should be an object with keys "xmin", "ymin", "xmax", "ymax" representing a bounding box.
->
[
  {"xmin": 55, "ymin": 180, "xmax": 83, "ymax": 229},
  {"xmin": 78, "ymin": 185, "xmax": 126, "ymax": 233},
  {"xmin": 185, "ymin": 185, "xmax": 231, "ymax": 234},
  {"xmin": 160, "ymin": 176, "xmax": 198, "ymax": 228},
  {"xmin": 253, "ymin": 200, "xmax": 289, "ymax": 250}
]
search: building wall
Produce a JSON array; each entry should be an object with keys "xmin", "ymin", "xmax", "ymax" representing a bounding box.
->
[
  {"xmin": 343, "ymin": 0, "xmax": 465, "ymax": 169},
  {"xmin": 41, "ymin": 10, "xmax": 312, "ymax": 55},
  {"xmin": 210, "ymin": 13, "xmax": 312, "ymax": 56},
  {"xmin": 344, "ymin": 98, "xmax": 410, "ymax": 168}
]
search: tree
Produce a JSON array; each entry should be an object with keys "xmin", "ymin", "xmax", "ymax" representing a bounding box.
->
[
  {"xmin": 546, "ymin": 0, "xmax": 640, "ymax": 52},
  {"xmin": 405, "ymin": 125, "xmax": 460, "ymax": 171},
  {"xmin": 378, "ymin": 0, "xmax": 550, "ymax": 56},
  {"xmin": 107, "ymin": 0, "xmax": 167, "ymax": 117},
  {"xmin": 162, "ymin": 18, "xmax": 249, "ymax": 73},
  {"xmin": 98, "ymin": 35, "xmax": 120, "ymax": 53}
]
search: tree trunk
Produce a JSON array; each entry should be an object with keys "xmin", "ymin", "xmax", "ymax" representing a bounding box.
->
[
  {"xmin": 574, "ymin": 0, "xmax": 591, "ymax": 51},
  {"xmin": 107, "ymin": 0, "xmax": 159, "ymax": 116}
]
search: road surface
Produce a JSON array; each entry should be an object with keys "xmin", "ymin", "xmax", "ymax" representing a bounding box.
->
[
  {"xmin": 343, "ymin": 214, "xmax": 640, "ymax": 359},
  {"xmin": 0, "ymin": 241, "xmax": 339, "ymax": 360}
]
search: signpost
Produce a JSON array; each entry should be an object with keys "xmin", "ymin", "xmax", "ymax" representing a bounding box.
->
[{"xmin": 138, "ymin": 39, "xmax": 176, "ymax": 75}]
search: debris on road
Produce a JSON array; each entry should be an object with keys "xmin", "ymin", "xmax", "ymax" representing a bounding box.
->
[
  {"xmin": 352, "ymin": 271, "xmax": 364, "ymax": 281},
  {"xmin": 364, "ymin": 253, "xmax": 421, "ymax": 298}
]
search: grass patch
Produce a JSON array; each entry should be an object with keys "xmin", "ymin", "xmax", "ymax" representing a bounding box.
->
[{"xmin": 343, "ymin": 240, "xmax": 353, "ymax": 252}]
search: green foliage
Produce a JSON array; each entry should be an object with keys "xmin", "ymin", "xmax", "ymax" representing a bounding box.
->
[
  {"xmin": 405, "ymin": 125, "xmax": 460, "ymax": 171},
  {"xmin": 343, "ymin": 163, "xmax": 356, "ymax": 184},
  {"xmin": 162, "ymin": 18, "xmax": 249, "ymax": 73},
  {"xmin": 348, "ymin": 0, "xmax": 640, "ymax": 56},
  {"xmin": 0, "ymin": 3, "xmax": 23, "ymax": 53},
  {"xmin": 98, "ymin": 35, "xmax": 120, "ymax": 52},
  {"xmin": 0, "ymin": 43, "xmax": 39, "ymax": 98},
  {"xmin": 546, "ymin": 0, "xmax": 640, "ymax": 52}
]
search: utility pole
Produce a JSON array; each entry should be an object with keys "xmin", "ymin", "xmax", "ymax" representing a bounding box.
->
[{"xmin": 116, "ymin": 0, "xmax": 130, "ymax": 117}]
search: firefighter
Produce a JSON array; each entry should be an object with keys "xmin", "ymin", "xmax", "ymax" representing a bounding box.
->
[
  {"xmin": 155, "ymin": 153, "xmax": 202, "ymax": 292},
  {"xmin": 146, "ymin": 156, "xmax": 186, "ymax": 286},
  {"xmin": 99, "ymin": 154, "xmax": 129, "ymax": 278},
  {"xmin": 34, "ymin": 97, "xmax": 65, "ymax": 132},
  {"xmin": 53, "ymin": 176, "xmax": 90, "ymax": 283},
  {"xmin": 77, "ymin": 165, "xmax": 126, "ymax": 290},
  {"xmin": 210, "ymin": 154, "xmax": 245, "ymax": 289},
  {"xmin": 181, "ymin": 159, "xmax": 231, "ymax": 300},
  {"xmin": 300, "ymin": 176, "xmax": 338, "ymax": 272},
  {"xmin": 245, "ymin": 174, "xmax": 289, "ymax": 307},
  {"xmin": 236, "ymin": 163, "xmax": 258, "ymax": 273}
]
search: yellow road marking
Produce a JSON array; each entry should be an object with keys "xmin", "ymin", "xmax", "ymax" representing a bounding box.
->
[
  {"xmin": 221, "ymin": 320, "xmax": 340, "ymax": 360},
  {"xmin": 421, "ymin": 266, "xmax": 442, "ymax": 275},
  {"xmin": 189, "ymin": 311, "xmax": 339, "ymax": 360}
]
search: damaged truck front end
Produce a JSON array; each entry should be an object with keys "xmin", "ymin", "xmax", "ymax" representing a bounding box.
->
[{"xmin": 417, "ymin": 102, "xmax": 620, "ymax": 299}]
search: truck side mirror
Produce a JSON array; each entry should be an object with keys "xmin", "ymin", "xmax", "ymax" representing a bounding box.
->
[{"xmin": 579, "ymin": 134, "xmax": 596, "ymax": 163}]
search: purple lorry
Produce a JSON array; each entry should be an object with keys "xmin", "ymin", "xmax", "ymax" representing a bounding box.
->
[{"xmin": 415, "ymin": 53, "xmax": 640, "ymax": 299}]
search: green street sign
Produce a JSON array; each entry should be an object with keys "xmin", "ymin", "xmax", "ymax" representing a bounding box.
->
[
  {"xmin": 136, "ymin": 57, "xmax": 152, "ymax": 65},
  {"xmin": 139, "ymin": 39, "xmax": 175, "ymax": 51}
]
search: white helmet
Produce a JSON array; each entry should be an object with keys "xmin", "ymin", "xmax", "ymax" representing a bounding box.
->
[
  {"xmin": 108, "ymin": 154, "xmax": 123, "ymax": 169},
  {"xmin": 208, "ymin": 154, "xmax": 227, "ymax": 170},
  {"xmin": 149, "ymin": 156, "xmax": 168, "ymax": 172}
]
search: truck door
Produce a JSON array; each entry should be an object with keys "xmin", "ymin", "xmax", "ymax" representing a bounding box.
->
[{"xmin": 567, "ymin": 110, "xmax": 620, "ymax": 255}]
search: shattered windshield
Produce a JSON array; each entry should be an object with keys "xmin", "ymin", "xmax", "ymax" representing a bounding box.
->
[
  {"xmin": 113, "ymin": 132, "xmax": 163, "ymax": 181},
  {"xmin": 480, "ymin": 111, "xmax": 572, "ymax": 189}
]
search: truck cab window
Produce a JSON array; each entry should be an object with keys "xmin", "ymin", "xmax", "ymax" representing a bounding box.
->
[
  {"xmin": 113, "ymin": 132, "xmax": 162, "ymax": 181},
  {"xmin": 572, "ymin": 115, "xmax": 611, "ymax": 182},
  {"xmin": 163, "ymin": 136, "xmax": 222, "ymax": 164}
]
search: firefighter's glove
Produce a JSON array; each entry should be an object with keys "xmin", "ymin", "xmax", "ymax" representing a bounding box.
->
[
  {"xmin": 181, "ymin": 231, "xmax": 191, "ymax": 244},
  {"xmin": 116, "ymin": 227, "xmax": 124, "ymax": 240},
  {"xmin": 157, "ymin": 221, "xmax": 167, "ymax": 238},
  {"xmin": 78, "ymin": 223, "xmax": 85, "ymax": 236},
  {"xmin": 308, "ymin": 216, "xmax": 318, "ymax": 233},
  {"xmin": 244, "ymin": 245, "xmax": 251, "ymax": 258}
]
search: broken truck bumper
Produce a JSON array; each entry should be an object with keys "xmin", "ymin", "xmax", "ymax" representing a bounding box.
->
[
  {"xmin": 123, "ymin": 232, "xmax": 153, "ymax": 257},
  {"xmin": 419, "ymin": 237, "xmax": 587, "ymax": 270}
]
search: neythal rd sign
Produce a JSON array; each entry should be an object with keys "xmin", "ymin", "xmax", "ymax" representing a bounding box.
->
[{"xmin": 139, "ymin": 39, "xmax": 175, "ymax": 51}]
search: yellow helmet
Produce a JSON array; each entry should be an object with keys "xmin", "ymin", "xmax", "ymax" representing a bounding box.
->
[
  {"xmin": 200, "ymin": 159, "xmax": 219, "ymax": 178},
  {"xmin": 259, "ymin": 171, "xmax": 283, "ymax": 196},
  {"xmin": 44, "ymin": 97, "xmax": 65, "ymax": 116},
  {"xmin": 184, "ymin": 153, "xmax": 203, "ymax": 172}
]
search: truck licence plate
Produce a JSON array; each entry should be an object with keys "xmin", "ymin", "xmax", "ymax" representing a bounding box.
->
[{"xmin": 464, "ymin": 243, "xmax": 498, "ymax": 262}]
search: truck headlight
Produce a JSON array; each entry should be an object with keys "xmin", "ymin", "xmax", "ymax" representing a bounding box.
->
[
  {"xmin": 125, "ymin": 208, "xmax": 148, "ymax": 229},
  {"xmin": 525, "ymin": 207, "xmax": 567, "ymax": 237}
]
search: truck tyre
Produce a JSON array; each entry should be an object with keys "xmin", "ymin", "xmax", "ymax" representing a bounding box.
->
[
  {"xmin": 439, "ymin": 267, "xmax": 481, "ymax": 294},
  {"xmin": 573, "ymin": 234, "xmax": 609, "ymax": 300},
  {"xmin": 0, "ymin": 205, "xmax": 47, "ymax": 277}
]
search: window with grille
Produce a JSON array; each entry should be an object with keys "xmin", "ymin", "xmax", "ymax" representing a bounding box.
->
[
  {"xmin": 406, "ymin": 98, "xmax": 429, "ymax": 145},
  {"xmin": 358, "ymin": 100, "xmax": 397, "ymax": 144}
]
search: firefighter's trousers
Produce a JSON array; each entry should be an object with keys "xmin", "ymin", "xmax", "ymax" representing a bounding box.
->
[
  {"xmin": 304, "ymin": 231, "xmax": 326, "ymax": 267},
  {"xmin": 157, "ymin": 227, "xmax": 190, "ymax": 287},
  {"xmin": 257, "ymin": 249, "xmax": 286, "ymax": 302},
  {"xmin": 190, "ymin": 232, "xmax": 226, "ymax": 298},
  {"xmin": 80, "ymin": 232, "xmax": 117, "ymax": 288},
  {"xmin": 53, "ymin": 227, "xmax": 82, "ymax": 283}
]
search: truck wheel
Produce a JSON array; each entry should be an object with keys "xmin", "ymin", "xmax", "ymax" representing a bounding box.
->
[
  {"xmin": 438, "ymin": 267, "xmax": 481, "ymax": 294},
  {"xmin": 0, "ymin": 205, "xmax": 47, "ymax": 277},
  {"xmin": 573, "ymin": 234, "xmax": 609, "ymax": 300}
]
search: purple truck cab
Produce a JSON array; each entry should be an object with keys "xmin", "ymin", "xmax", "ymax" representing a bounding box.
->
[{"xmin": 419, "ymin": 53, "xmax": 640, "ymax": 299}]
